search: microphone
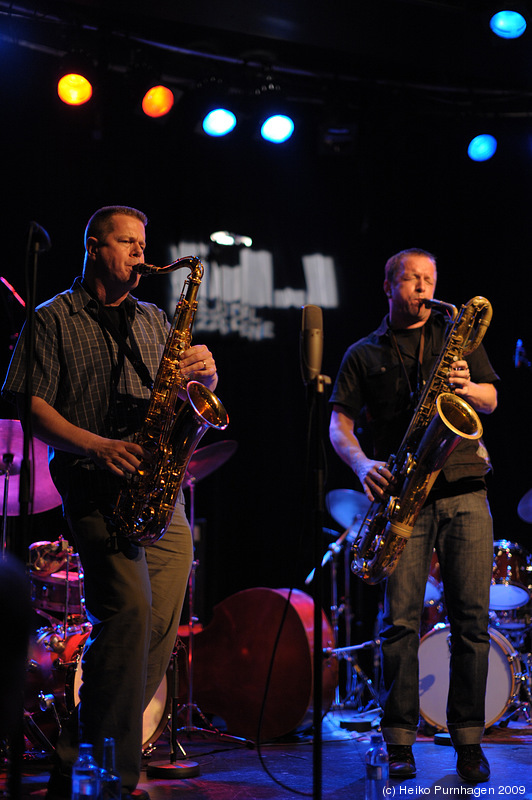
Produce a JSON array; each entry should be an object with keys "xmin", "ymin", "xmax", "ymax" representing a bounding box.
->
[
  {"xmin": 30, "ymin": 221, "xmax": 51, "ymax": 252},
  {"xmin": 300, "ymin": 304, "xmax": 323, "ymax": 385}
]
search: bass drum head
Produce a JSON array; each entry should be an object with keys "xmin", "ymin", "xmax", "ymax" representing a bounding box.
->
[{"xmin": 419, "ymin": 623, "xmax": 518, "ymax": 730}]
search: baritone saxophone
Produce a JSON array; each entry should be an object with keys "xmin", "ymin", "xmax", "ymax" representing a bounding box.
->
[
  {"xmin": 350, "ymin": 295, "xmax": 493, "ymax": 584},
  {"xmin": 112, "ymin": 256, "xmax": 229, "ymax": 546}
]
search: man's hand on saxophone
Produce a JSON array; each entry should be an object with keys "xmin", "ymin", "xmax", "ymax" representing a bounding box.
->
[
  {"xmin": 448, "ymin": 358, "xmax": 498, "ymax": 413},
  {"xmin": 178, "ymin": 343, "xmax": 219, "ymax": 395}
]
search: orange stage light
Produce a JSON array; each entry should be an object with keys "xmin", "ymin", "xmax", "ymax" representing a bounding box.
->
[
  {"xmin": 141, "ymin": 85, "xmax": 174, "ymax": 118},
  {"xmin": 57, "ymin": 73, "xmax": 93, "ymax": 106}
]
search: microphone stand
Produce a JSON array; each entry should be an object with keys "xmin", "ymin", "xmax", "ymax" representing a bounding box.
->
[
  {"xmin": 20, "ymin": 224, "xmax": 50, "ymax": 535},
  {"xmin": 305, "ymin": 370, "xmax": 331, "ymax": 800}
]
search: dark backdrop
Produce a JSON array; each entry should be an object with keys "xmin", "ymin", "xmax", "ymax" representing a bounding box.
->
[{"xmin": 1, "ymin": 32, "xmax": 531, "ymax": 644}]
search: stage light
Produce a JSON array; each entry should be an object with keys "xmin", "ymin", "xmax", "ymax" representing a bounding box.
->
[
  {"xmin": 57, "ymin": 72, "xmax": 93, "ymax": 106},
  {"xmin": 210, "ymin": 231, "xmax": 252, "ymax": 247},
  {"xmin": 260, "ymin": 114, "xmax": 294, "ymax": 143},
  {"xmin": 489, "ymin": 10, "xmax": 527, "ymax": 39},
  {"xmin": 141, "ymin": 85, "xmax": 174, "ymax": 118},
  {"xmin": 467, "ymin": 134, "xmax": 497, "ymax": 161},
  {"xmin": 202, "ymin": 108, "xmax": 237, "ymax": 137},
  {"xmin": 56, "ymin": 52, "xmax": 95, "ymax": 106}
]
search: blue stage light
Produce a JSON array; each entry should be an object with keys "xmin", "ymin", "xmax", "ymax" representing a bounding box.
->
[
  {"xmin": 260, "ymin": 114, "xmax": 295, "ymax": 143},
  {"xmin": 489, "ymin": 10, "xmax": 527, "ymax": 39},
  {"xmin": 202, "ymin": 108, "xmax": 237, "ymax": 137},
  {"xmin": 467, "ymin": 134, "xmax": 498, "ymax": 162}
]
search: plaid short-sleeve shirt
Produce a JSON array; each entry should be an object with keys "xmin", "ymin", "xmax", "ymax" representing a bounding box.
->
[{"xmin": 2, "ymin": 276, "xmax": 170, "ymax": 477}]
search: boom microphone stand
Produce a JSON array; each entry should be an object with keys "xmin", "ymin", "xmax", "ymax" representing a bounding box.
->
[{"xmin": 301, "ymin": 304, "xmax": 330, "ymax": 800}]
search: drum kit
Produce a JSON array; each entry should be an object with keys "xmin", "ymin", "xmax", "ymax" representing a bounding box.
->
[
  {"xmin": 315, "ymin": 485, "xmax": 532, "ymax": 731},
  {"xmin": 19, "ymin": 438, "xmax": 237, "ymax": 757},
  {"xmin": 419, "ymin": 492, "xmax": 532, "ymax": 731}
]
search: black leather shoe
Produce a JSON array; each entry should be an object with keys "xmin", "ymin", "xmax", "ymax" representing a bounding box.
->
[
  {"xmin": 456, "ymin": 744, "xmax": 490, "ymax": 783},
  {"xmin": 387, "ymin": 744, "xmax": 417, "ymax": 778}
]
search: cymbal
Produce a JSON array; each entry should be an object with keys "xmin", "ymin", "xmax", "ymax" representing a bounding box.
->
[
  {"xmin": 0, "ymin": 419, "xmax": 61, "ymax": 515},
  {"xmin": 517, "ymin": 488, "xmax": 532, "ymax": 523},
  {"xmin": 326, "ymin": 488, "xmax": 370, "ymax": 529},
  {"xmin": 184, "ymin": 440, "xmax": 238, "ymax": 486}
]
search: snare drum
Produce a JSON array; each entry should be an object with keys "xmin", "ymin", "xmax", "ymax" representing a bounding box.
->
[
  {"xmin": 31, "ymin": 570, "xmax": 84, "ymax": 616},
  {"xmin": 419, "ymin": 623, "xmax": 520, "ymax": 730},
  {"xmin": 490, "ymin": 539, "xmax": 531, "ymax": 611}
]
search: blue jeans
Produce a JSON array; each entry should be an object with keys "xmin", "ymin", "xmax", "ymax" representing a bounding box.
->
[{"xmin": 380, "ymin": 489, "xmax": 493, "ymax": 747}]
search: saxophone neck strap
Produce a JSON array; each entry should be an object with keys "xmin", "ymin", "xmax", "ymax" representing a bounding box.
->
[{"xmin": 94, "ymin": 304, "xmax": 154, "ymax": 391}]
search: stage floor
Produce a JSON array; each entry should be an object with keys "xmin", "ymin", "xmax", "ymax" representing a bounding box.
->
[{"xmin": 6, "ymin": 709, "xmax": 532, "ymax": 800}]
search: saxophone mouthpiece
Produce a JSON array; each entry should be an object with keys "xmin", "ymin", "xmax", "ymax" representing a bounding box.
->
[
  {"xmin": 132, "ymin": 257, "xmax": 203, "ymax": 276},
  {"xmin": 424, "ymin": 298, "xmax": 458, "ymax": 320}
]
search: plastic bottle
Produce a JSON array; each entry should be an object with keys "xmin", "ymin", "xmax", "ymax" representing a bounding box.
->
[
  {"xmin": 100, "ymin": 737, "xmax": 121, "ymax": 800},
  {"xmin": 71, "ymin": 743, "xmax": 100, "ymax": 800},
  {"xmin": 365, "ymin": 732, "xmax": 389, "ymax": 800}
]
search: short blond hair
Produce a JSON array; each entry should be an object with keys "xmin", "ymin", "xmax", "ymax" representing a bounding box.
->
[{"xmin": 385, "ymin": 248, "xmax": 436, "ymax": 284}]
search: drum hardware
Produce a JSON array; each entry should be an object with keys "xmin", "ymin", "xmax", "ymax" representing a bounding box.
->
[
  {"xmin": 145, "ymin": 645, "xmax": 200, "ymax": 778},
  {"xmin": 490, "ymin": 539, "xmax": 532, "ymax": 612},
  {"xmin": 23, "ymin": 625, "xmax": 90, "ymax": 754},
  {"xmin": 24, "ymin": 623, "xmax": 171, "ymax": 756},
  {"xmin": 308, "ymin": 488, "xmax": 379, "ymax": 714},
  {"xmin": 29, "ymin": 539, "xmax": 87, "ymax": 646},
  {"xmin": 325, "ymin": 639, "xmax": 381, "ymax": 713},
  {"xmin": 172, "ymin": 441, "xmax": 246, "ymax": 747}
]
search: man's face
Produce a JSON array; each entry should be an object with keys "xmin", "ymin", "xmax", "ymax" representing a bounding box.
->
[
  {"xmin": 93, "ymin": 213, "xmax": 146, "ymax": 290},
  {"xmin": 385, "ymin": 254, "xmax": 437, "ymax": 328}
]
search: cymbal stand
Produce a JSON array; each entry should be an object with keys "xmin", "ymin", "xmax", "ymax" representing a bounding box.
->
[
  {"xmin": 173, "ymin": 477, "xmax": 248, "ymax": 744},
  {"xmin": 1, "ymin": 453, "xmax": 14, "ymax": 558},
  {"xmin": 306, "ymin": 519, "xmax": 380, "ymax": 713},
  {"xmin": 327, "ymin": 639, "xmax": 381, "ymax": 712}
]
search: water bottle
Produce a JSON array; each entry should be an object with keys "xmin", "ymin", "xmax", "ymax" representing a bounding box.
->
[
  {"xmin": 365, "ymin": 732, "xmax": 389, "ymax": 800},
  {"xmin": 100, "ymin": 737, "xmax": 121, "ymax": 800},
  {"xmin": 71, "ymin": 743, "xmax": 100, "ymax": 800}
]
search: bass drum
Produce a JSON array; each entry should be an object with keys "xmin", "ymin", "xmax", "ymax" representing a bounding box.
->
[
  {"xmin": 419, "ymin": 623, "xmax": 520, "ymax": 730},
  {"xmin": 25, "ymin": 626, "xmax": 169, "ymax": 752}
]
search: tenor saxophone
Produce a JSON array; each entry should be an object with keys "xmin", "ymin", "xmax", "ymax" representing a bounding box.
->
[
  {"xmin": 112, "ymin": 256, "xmax": 229, "ymax": 546},
  {"xmin": 350, "ymin": 295, "xmax": 492, "ymax": 584}
]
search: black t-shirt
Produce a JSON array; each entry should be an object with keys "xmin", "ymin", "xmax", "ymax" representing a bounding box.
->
[{"xmin": 330, "ymin": 311, "xmax": 500, "ymax": 484}]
